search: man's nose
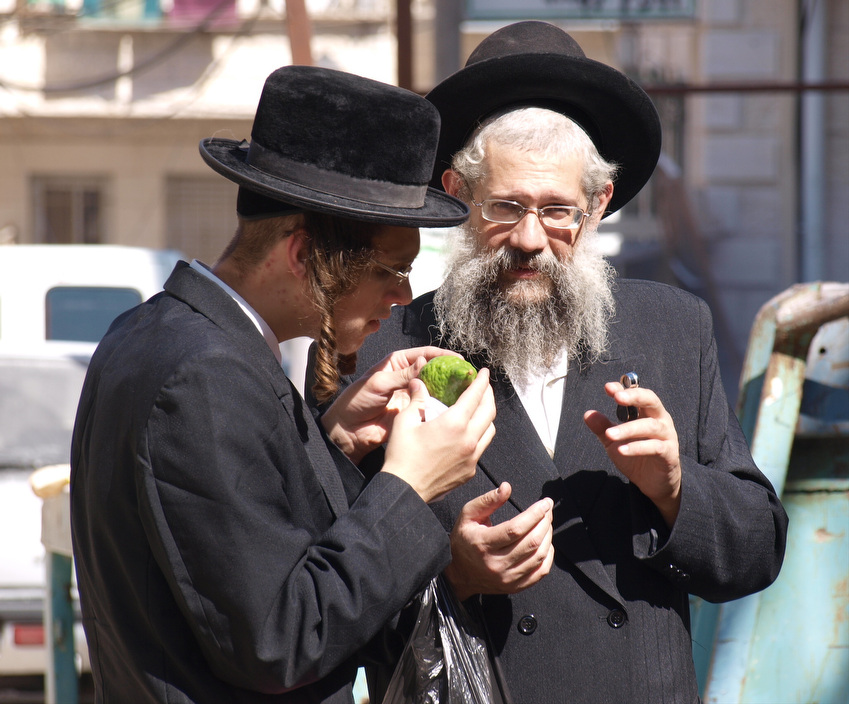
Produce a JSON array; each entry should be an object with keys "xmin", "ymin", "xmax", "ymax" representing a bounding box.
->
[
  {"xmin": 388, "ymin": 277, "xmax": 414, "ymax": 306},
  {"xmin": 508, "ymin": 210, "xmax": 549, "ymax": 252}
]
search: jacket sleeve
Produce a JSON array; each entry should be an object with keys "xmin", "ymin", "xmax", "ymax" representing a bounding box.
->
[
  {"xmin": 632, "ymin": 293, "xmax": 788, "ymax": 603},
  {"xmin": 137, "ymin": 349, "xmax": 450, "ymax": 693}
]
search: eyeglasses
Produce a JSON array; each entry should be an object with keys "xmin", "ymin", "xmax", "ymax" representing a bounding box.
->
[
  {"xmin": 371, "ymin": 259, "xmax": 412, "ymax": 286},
  {"xmin": 470, "ymin": 197, "xmax": 589, "ymax": 231}
]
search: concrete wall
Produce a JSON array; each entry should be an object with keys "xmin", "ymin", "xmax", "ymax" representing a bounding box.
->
[
  {"xmin": 0, "ymin": 116, "xmax": 247, "ymax": 248},
  {"xmin": 0, "ymin": 0, "xmax": 846, "ymax": 374},
  {"xmin": 622, "ymin": 0, "xmax": 847, "ymax": 374}
]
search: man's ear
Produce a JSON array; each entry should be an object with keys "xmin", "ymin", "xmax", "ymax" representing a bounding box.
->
[
  {"xmin": 591, "ymin": 181, "xmax": 615, "ymax": 224},
  {"xmin": 441, "ymin": 169, "xmax": 463, "ymax": 198},
  {"xmin": 285, "ymin": 227, "xmax": 311, "ymax": 280}
]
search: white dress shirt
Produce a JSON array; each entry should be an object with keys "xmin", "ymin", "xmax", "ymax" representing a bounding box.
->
[{"xmin": 512, "ymin": 353, "xmax": 570, "ymax": 458}]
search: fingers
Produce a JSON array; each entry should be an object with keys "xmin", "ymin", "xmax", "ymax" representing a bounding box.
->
[
  {"xmin": 447, "ymin": 492, "xmax": 555, "ymax": 599},
  {"xmin": 604, "ymin": 381, "xmax": 666, "ymax": 420},
  {"xmin": 364, "ymin": 349, "xmax": 467, "ymax": 398},
  {"xmin": 459, "ymin": 482, "xmax": 512, "ymax": 524},
  {"xmin": 447, "ymin": 368, "xmax": 496, "ymax": 430},
  {"xmin": 379, "ymin": 346, "xmax": 462, "ymax": 372},
  {"xmin": 583, "ymin": 409, "xmax": 613, "ymax": 440},
  {"xmin": 450, "ymin": 366, "xmax": 491, "ymax": 409},
  {"xmin": 396, "ymin": 377, "xmax": 428, "ymax": 423},
  {"xmin": 486, "ymin": 496, "xmax": 554, "ymax": 553}
]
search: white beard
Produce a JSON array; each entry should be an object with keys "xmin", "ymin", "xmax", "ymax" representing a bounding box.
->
[{"xmin": 434, "ymin": 225, "xmax": 616, "ymax": 385}]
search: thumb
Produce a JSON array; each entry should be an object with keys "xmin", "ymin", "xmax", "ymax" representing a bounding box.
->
[
  {"xmin": 393, "ymin": 377, "xmax": 428, "ymax": 426},
  {"xmin": 399, "ymin": 356, "xmax": 428, "ymax": 385},
  {"xmin": 460, "ymin": 482, "xmax": 512, "ymax": 523}
]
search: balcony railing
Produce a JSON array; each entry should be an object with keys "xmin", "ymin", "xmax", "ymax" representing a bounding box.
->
[{"xmin": 16, "ymin": 0, "xmax": 391, "ymax": 26}]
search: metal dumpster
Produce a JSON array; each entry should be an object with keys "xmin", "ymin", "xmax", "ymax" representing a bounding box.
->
[{"xmin": 693, "ymin": 282, "xmax": 849, "ymax": 703}]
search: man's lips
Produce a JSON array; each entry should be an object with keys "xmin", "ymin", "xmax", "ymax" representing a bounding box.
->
[
  {"xmin": 369, "ymin": 312, "xmax": 392, "ymax": 328},
  {"xmin": 503, "ymin": 266, "xmax": 540, "ymax": 279}
]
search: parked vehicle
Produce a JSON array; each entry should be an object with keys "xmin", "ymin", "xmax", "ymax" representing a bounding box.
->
[{"xmin": 0, "ymin": 245, "xmax": 183, "ymax": 691}]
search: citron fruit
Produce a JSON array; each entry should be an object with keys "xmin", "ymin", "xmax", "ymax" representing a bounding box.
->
[{"xmin": 418, "ymin": 357, "xmax": 477, "ymax": 406}]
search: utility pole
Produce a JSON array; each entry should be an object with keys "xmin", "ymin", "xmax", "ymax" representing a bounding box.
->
[
  {"xmin": 434, "ymin": 0, "xmax": 462, "ymax": 84},
  {"xmin": 397, "ymin": 0, "xmax": 413, "ymax": 89},
  {"xmin": 285, "ymin": 0, "xmax": 313, "ymax": 66}
]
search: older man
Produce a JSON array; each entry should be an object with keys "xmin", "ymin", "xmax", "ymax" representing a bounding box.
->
[{"xmin": 343, "ymin": 22, "xmax": 788, "ymax": 704}]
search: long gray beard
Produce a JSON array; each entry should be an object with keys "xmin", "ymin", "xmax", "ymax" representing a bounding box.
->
[{"xmin": 434, "ymin": 226, "xmax": 616, "ymax": 385}]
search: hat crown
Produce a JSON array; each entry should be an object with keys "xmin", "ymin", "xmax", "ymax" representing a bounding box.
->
[
  {"xmin": 466, "ymin": 20, "xmax": 587, "ymax": 65},
  {"xmin": 199, "ymin": 64, "xmax": 470, "ymax": 226},
  {"xmin": 250, "ymin": 66, "xmax": 438, "ymax": 187},
  {"xmin": 425, "ymin": 20, "xmax": 662, "ymax": 216}
]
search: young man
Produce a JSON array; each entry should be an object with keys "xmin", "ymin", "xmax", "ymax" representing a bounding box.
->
[
  {"xmin": 345, "ymin": 22, "xmax": 788, "ymax": 703},
  {"xmin": 70, "ymin": 65, "xmax": 496, "ymax": 703}
]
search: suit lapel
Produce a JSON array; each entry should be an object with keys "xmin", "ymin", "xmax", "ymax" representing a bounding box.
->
[
  {"xmin": 478, "ymin": 376, "xmax": 561, "ymax": 513},
  {"xmin": 476, "ymin": 371, "xmax": 624, "ymax": 608},
  {"xmin": 164, "ymin": 262, "xmax": 349, "ymax": 518},
  {"xmin": 547, "ymin": 345, "xmax": 647, "ymax": 607}
]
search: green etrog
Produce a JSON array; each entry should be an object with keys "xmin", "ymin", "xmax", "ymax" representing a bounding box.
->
[{"xmin": 418, "ymin": 357, "xmax": 477, "ymax": 406}]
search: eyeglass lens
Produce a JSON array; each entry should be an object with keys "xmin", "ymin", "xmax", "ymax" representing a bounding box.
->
[
  {"xmin": 481, "ymin": 200, "xmax": 585, "ymax": 229},
  {"xmin": 371, "ymin": 259, "xmax": 411, "ymax": 284}
]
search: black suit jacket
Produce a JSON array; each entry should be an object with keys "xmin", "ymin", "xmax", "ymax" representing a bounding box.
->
[
  {"xmin": 70, "ymin": 262, "xmax": 450, "ymax": 703},
  {"xmin": 347, "ymin": 280, "xmax": 788, "ymax": 703}
]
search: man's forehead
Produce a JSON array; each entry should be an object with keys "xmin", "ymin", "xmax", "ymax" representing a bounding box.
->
[
  {"xmin": 372, "ymin": 225, "xmax": 421, "ymax": 261},
  {"xmin": 480, "ymin": 143, "xmax": 585, "ymax": 196}
]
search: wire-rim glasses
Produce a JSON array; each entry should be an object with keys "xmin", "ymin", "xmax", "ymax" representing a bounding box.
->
[
  {"xmin": 371, "ymin": 259, "xmax": 412, "ymax": 286},
  {"xmin": 470, "ymin": 197, "xmax": 589, "ymax": 231}
]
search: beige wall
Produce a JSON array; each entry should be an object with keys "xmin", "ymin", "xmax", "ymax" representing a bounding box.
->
[
  {"xmin": 0, "ymin": 0, "xmax": 846, "ymax": 370},
  {"xmin": 0, "ymin": 116, "xmax": 249, "ymax": 248}
]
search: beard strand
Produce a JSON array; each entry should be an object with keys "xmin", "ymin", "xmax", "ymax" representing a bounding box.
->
[{"xmin": 434, "ymin": 226, "xmax": 616, "ymax": 385}]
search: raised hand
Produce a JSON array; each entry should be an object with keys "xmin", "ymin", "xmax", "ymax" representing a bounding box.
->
[
  {"xmin": 584, "ymin": 380, "xmax": 682, "ymax": 527},
  {"xmin": 444, "ymin": 482, "xmax": 555, "ymax": 601}
]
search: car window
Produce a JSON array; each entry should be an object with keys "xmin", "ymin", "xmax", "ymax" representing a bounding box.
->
[
  {"xmin": 0, "ymin": 356, "xmax": 89, "ymax": 468},
  {"xmin": 46, "ymin": 286, "xmax": 142, "ymax": 342}
]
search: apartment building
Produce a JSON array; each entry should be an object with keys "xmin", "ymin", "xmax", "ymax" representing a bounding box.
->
[{"xmin": 0, "ymin": 0, "xmax": 846, "ymax": 383}]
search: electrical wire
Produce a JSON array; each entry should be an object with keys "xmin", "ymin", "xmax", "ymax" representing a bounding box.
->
[{"xmin": 0, "ymin": 0, "xmax": 264, "ymax": 93}]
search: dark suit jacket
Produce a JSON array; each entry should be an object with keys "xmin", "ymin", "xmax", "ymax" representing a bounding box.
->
[
  {"xmin": 348, "ymin": 280, "xmax": 788, "ymax": 704},
  {"xmin": 70, "ymin": 262, "xmax": 450, "ymax": 703}
]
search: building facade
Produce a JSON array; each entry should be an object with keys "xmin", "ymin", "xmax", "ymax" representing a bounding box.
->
[{"xmin": 0, "ymin": 0, "xmax": 846, "ymax": 390}]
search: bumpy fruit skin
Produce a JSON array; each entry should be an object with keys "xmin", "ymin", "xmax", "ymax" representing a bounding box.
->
[{"xmin": 418, "ymin": 357, "xmax": 477, "ymax": 406}]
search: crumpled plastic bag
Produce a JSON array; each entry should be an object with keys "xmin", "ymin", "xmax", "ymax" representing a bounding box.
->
[{"xmin": 381, "ymin": 575, "xmax": 499, "ymax": 704}]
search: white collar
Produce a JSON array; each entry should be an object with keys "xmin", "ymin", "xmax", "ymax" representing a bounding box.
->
[
  {"xmin": 511, "ymin": 352, "xmax": 570, "ymax": 458},
  {"xmin": 189, "ymin": 259, "xmax": 282, "ymax": 364}
]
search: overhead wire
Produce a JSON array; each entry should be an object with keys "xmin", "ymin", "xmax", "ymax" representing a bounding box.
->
[{"xmin": 0, "ymin": 0, "xmax": 267, "ymax": 93}]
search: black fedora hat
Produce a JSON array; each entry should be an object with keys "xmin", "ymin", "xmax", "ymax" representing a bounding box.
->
[
  {"xmin": 200, "ymin": 65, "xmax": 469, "ymax": 227},
  {"xmin": 426, "ymin": 21, "xmax": 661, "ymax": 216}
]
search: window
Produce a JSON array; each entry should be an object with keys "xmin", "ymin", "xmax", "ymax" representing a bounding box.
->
[
  {"xmin": 46, "ymin": 286, "xmax": 142, "ymax": 342},
  {"xmin": 32, "ymin": 176, "xmax": 106, "ymax": 245},
  {"xmin": 165, "ymin": 176, "xmax": 237, "ymax": 265}
]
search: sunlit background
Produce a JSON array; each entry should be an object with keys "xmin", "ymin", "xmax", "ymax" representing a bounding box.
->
[{"xmin": 0, "ymin": 1, "xmax": 846, "ymax": 702}]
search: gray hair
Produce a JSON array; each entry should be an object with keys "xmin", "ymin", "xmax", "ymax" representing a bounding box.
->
[{"xmin": 450, "ymin": 107, "xmax": 619, "ymax": 212}]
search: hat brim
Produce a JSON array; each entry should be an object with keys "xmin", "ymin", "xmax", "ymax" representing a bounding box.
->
[
  {"xmin": 426, "ymin": 53, "xmax": 661, "ymax": 215},
  {"xmin": 200, "ymin": 138, "xmax": 470, "ymax": 228}
]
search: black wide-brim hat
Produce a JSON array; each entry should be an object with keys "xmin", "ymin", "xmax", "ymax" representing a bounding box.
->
[
  {"xmin": 426, "ymin": 21, "xmax": 662, "ymax": 216},
  {"xmin": 200, "ymin": 65, "xmax": 469, "ymax": 227}
]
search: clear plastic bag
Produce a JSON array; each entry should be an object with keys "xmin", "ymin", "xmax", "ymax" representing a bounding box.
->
[{"xmin": 381, "ymin": 575, "xmax": 500, "ymax": 704}]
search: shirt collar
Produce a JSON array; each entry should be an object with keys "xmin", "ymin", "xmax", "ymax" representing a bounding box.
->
[{"xmin": 189, "ymin": 259, "xmax": 282, "ymax": 364}]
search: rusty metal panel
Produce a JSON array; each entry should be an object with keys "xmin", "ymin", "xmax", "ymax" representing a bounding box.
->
[
  {"xmin": 701, "ymin": 282, "xmax": 849, "ymax": 702},
  {"xmin": 740, "ymin": 481, "xmax": 849, "ymax": 703}
]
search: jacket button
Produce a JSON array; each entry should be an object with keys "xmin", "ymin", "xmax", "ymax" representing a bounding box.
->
[
  {"xmin": 517, "ymin": 615, "xmax": 537, "ymax": 635},
  {"xmin": 607, "ymin": 609, "xmax": 627, "ymax": 628}
]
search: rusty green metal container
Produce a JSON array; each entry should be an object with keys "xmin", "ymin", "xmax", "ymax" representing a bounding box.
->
[{"xmin": 697, "ymin": 283, "xmax": 849, "ymax": 704}]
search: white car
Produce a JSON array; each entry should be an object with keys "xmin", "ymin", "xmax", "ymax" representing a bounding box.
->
[
  {"xmin": 0, "ymin": 245, "xmax": 183, "ymax": 696},
  {"xmin": 0, "ymin": 341, "xmax": 95, "ymax": 684}
]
